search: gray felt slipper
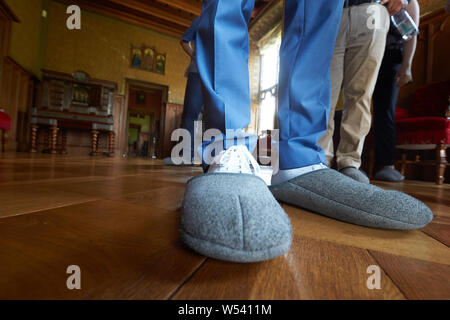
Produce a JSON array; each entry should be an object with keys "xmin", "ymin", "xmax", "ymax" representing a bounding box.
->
[
  {"xmin": 180, "ymin": 173, "xmax": 292, "ymax": 263},
  {"xmin": 163, "ymin": 156, "xmax": 196, "ymax": 166},
  {"xmin": 270, "ymin": 168, "xmax": 433, "ymax": 230},
  {"xmin": 374, "ymin": 167, "xmax": 405, "ymax": 182},
  {"xmin": 340, "ymin": 167, "xmax": 370, "ymax": 184},
  {"xmin": 163, "ymin": 157, "xmax": 178, "ymax": 165}
]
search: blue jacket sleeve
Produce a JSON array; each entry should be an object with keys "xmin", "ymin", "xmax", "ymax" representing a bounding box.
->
[{"xmin": 181, "ymin": 17, "xmax": 200, "ymax": 42}]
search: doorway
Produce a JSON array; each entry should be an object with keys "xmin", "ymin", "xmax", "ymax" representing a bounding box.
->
[{"xmin": 125, "ymin": 80, "xmax": 168, "ymax": 158}]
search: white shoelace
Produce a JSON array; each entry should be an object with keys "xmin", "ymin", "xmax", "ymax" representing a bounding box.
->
[{"xmin": 207, "ymin": 145, "xmax": 262, "ymax": 178}]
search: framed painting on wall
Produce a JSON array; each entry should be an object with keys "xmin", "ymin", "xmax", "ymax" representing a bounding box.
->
[{"xmin": 130, "ymin": 45, "xmax": 166, "ymax": 75}]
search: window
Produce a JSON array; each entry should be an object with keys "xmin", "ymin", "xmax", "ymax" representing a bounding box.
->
[{"xmin": 258, "ymin": 35, "xmax": 281, "ymax": 135}]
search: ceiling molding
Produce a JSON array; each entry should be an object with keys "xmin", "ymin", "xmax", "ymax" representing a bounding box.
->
[
  {"xmin": 155, "ymin": 0, "xmax": 202, "ymax": 16},
  {"xmin": 107, "ymin": 0, "xmax": 194, "ymax": 27},
  {"xmin": 249, "ymin": 0, "xmax": 282, "ymax": 42},
  {"xmin": 54, "ymin": 0, "xmax": 199, "ymax": 37},
  {"xmin": 52, "ymin": 0, "xmax": 278, "ymax": 38},
  {"xmin": 0, "ymin": 0, "xmax": 20, "ymax": 22}
]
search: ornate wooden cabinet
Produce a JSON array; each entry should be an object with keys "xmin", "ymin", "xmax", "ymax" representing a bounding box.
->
[{"xmin": 30, "ymin": 70, "xmax": 117, "ymax": 156}]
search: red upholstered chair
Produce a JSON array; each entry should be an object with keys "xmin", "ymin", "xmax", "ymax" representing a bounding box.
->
[
  {"xmin": 395, "ymin": 80, "xmax": 450, "ymax": 184},
  {"xmin": 0, "ymin": 110, "xmax": 11, "ymax": 153}
]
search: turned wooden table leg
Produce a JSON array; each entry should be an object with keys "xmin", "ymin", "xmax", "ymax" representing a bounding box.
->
[
  {"xmin": 43, "ymin": 129, "xmax": 50, "ymax": 152},
  {"xmin": 435, "ymin": 144, "xmax": 447, "ymax": 185},
  {"xmin": 30, "ymin": 124, "xmax": 39, "ymax": 153},
  {"xmin": 107, "ymin": 131, "xmax": 115, "ymax": 157},
  {"xmin": 1, "ymin": 129, "xmax": 6, "ymax": 153},
  {"xmin": 49, "ymin": 126, "xmax": 59, "ymax": 154},
  {"xmin": 61, "ymin": 129, "xmax": 67, "ymax": 154},
  {"xmin": 90, "ymin": 130, "xmax": 99, "ymax": 156},
  {"xmin": 400, "ymin": 151, "xmax": 407, "ymax": 176}
]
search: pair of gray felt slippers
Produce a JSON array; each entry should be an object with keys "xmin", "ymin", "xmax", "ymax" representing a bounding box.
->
[
  {"xmin": 180, "ymin": 168, "xmax": 433, "ymax": 263},
  {"xmin": 374, "ymin": 167, "xmax": 405, "ymax": 182}
]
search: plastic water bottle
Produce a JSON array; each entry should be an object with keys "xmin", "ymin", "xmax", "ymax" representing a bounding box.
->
[
  {"xmin": 391, "ymin": 8, "xmax": 419, "ymax": 40},
  {"xmin": 375, "ymin": 0, "xmax": 419, "ymax": 40}
]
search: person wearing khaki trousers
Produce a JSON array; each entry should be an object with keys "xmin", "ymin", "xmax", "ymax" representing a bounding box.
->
[{"xmin": 318, "ymin": 0, "xmax": 391, "ymax": 183}]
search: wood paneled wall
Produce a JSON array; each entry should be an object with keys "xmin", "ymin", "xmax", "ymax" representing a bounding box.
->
[
  {"xmin": 163, "ymin": 102, "xmax": 183, "ymax": 157},
  {"xmin": 0, "ymin": 14, "xmax": 10, "ymax": 93},
  {"xmin": 0, "ymin": 1, "xmax": 25, "ymax": 152},
  {"xmin": 0, "ymin": 0, "xmax": 18, "ymax": 94},
  {"xmin": 113, "ymin": 93, "xmax": 127, "ymax": 156},
  {"xmin": 0, "ymin": 57, "xmax": 35, "ymax": 151},
  {"xmin": 398, "ymin": 9, "xmax": 450, "ymax": 107}
]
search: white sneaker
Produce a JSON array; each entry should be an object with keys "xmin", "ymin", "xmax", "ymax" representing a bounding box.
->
[{"xmin": 207, "ymin": 145, "xmax": 262, "ymax": 178}]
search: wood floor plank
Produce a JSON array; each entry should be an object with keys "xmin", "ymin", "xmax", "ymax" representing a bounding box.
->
[
  {"xmin": 422, "ymin": 223, "xmax": 450, "ymax": 247},
  {"xmin": 173, "ymin": 238, "xmax": 405, "ymax": 300},
  {"xmin": 0, "ymin": 175, "xmax": 116, "ymax": 187},
  {"xmin": 0, "ymin": 184, "xmax": 99, "ymax": 218},
  {"xmin": 0, "ymin": 200, "xmax": 205, "ymax": 299},
  {"xmin": 369, "ymin": 250, "xmax": 450, "ymax": 299},
  {"xmin": 1, "ymin": 154, "xmax": 449, "ymax": 300},
  {"xmin": 284, "ymin": 205, "xmax": 450, "ymax": 265},
  {"xmin": 430, "ymin": 216, "xmax": 450, "ymax": 225},
  {"xmin": 114, "ymin": 186, "xmax": 186, "ymax": 211},
  {"xmin": 41, "ymin": 176, "xmax": 177, "ymax": 199}
]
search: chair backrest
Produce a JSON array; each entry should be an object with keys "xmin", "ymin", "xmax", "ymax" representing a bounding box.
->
[
  {"xmin": 410, "ymin": 80, "xmax": 450, "ymax": 117},
  {"xmin": 0, "ymin": 111, "xmax": 12, "ymax": 131}
]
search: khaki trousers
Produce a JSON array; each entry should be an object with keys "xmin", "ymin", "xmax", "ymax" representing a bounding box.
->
[{"xmin": 318, "ymin": 3, "xmax": 389, "ymax": 169}]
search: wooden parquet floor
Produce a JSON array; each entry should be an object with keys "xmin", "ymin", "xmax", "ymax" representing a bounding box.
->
[{"xmin": 0, "ymin": 153, "xmax": 449, "ymax": 300}]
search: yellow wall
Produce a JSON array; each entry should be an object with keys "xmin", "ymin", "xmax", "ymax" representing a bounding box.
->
[
  {"xmin": 5, "ymin": 0, "xmax": 190, "ymax": 104},
  {"xmin": 43, "ymin": 1, "xmax": 189, "ymax": 104},
  {"xmin": 5, "ymin": 0, "xmax": 446, "ymax": 106},
  {"xmin": 5, "ymin": 0, "xmax": 43, "ymax": 77}
]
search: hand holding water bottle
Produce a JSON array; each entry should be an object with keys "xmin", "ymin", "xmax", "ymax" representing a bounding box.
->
[
  {"xmin": 379, "ymin": 0, "xmax": 404, "ymax": 15},
  {"xmin": 378, "ymin": 0, "xmax": 419, "ymax": 41}
]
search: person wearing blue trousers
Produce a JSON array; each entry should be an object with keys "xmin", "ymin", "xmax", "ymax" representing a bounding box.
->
[
  {"xmin": 181, "ymin": 19, "xmax": 203, "ymax": 161},
  {"xmin": 180, "ymin": 72, "xmax": 203, "ymax": 159},
  {"xmin": 179, "ymin": 0, "xmax": 433, "ymax": 263},
  {"xmin": 163, "ymin": 20, "xmax": 203, "ymax": 165}
]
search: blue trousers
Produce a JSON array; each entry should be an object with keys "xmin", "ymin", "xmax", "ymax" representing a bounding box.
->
[
  {"xmin": 195, "ymin": 0, "xmax": 344, "ymax": 169},
  {"xmin": 181, "ymin": 72, "xmax": 204, "ymax": 156},
  {"xmin": 195, "ymin": 0, "xmax": 254, "ymax": 132}
]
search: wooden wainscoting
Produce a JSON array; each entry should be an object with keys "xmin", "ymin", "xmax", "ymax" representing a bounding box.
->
[
  {"xmin": 0, "ymin": 57, "xmax": 35, "ymax": 151},
  {"xmin": 0, "ymin": 0, "xmax": 19, "ymax": 97},
  {"xmin": 163, "ymin": 102, "xmax": 184, "ymax": 158},
  {"xmin": 113, "ymin": 93, "xmax": 127, "ymax": 157},
  {"xmin": 398, "ymin": 8, "xmax": 450, "ymax": 107}
]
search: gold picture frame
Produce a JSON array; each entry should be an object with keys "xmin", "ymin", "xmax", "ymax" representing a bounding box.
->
[{"xmin": 131, "ymin": 45, "xmax": 166, "ymax": 75}]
